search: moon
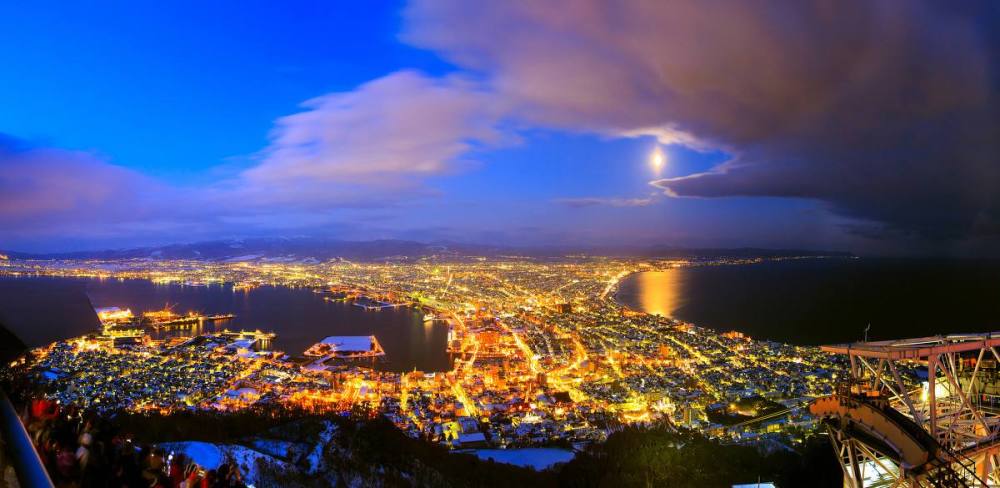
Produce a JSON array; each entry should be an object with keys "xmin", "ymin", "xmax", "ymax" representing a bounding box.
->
[{"xmin": 650, "ymin": 147, "xmax": 666, "ymax": 171}]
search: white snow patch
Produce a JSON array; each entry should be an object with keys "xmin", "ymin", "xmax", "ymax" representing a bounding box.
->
[
  {"xmin": 306, "ymin": 421, "xmax": 337, "ymax": 473},
  {"xmin": 159, "ymin": 441, "xmax": 223, "ymax": 470},
  {"xmin": 158, "ymin": 441, "xmax": 290, "ymax": 485},
  {"xmin": 227, "ymin": 444, "xmax": 289, "ymax": 483}
]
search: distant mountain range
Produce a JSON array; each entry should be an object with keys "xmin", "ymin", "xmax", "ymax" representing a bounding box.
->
[{"xmin": 1, "ymin": 237, "xmax": 853, "ymax": 262}]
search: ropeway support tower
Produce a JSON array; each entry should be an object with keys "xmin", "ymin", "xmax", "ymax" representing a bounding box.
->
[{"xmin": 812, "ymin": 333, "xmax": 1000, "ymax": 487}]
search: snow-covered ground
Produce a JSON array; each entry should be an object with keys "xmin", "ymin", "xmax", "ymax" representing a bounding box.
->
[
  {"xmin": 305, "ymin": 421, "xmax": 337, "ymax": 473},
  {"xmin": 160, "ymin": 441, "xmax": 224, "ymax": 470},
  {"xmin": 158, "ymin": 422, "xmax": 338, "ymax": 485},
  {"xmin": 159, "ymin": 440, "xmax": 290, "ymax": 485},
  {"xmin": 466, "ymin": 448, "xmax": 576, "ymax": 470}
]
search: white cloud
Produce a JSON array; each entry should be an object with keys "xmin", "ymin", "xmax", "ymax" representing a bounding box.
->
[
  {"xmin": 556, "ymin": 196, "xmax": 655, "ymax": 208},
  {"xmin": 238, "ymin": 70, "xmax": 509, "ymax": 208},
  {"xmin": 0, "ymin": 71, "xmax": 516, "ymax": 247}
]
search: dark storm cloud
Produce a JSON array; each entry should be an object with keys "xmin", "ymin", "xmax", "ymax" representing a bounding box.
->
[{"xmin": 404, "ymin": 0, "xmax": 1000, "ymax": 246}]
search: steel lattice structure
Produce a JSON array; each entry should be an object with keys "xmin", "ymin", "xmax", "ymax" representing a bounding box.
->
[{"xmin": 812, "ymin": 334, "xmax": 1000, "ymax": 487}]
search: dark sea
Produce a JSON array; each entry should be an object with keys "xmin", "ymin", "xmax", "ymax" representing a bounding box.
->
[
  {"xmin": 616, "ymin": 258, "xmax": 1000, "ymax": 345},
  {"xmin": 2, "ymin": 258, "xmax": 997, "ymax": 363},
  {"xmin": 0, "ymin": 276, "xmax": 452, "ymax": 372}
]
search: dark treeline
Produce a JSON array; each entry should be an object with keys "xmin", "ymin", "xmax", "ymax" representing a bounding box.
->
[
  {"xmin": 114, "ymin": 409, "xmax": 554, "ymax": 487},
  {"xmin": 106, "ymin": 408, "xmax": 843, "ymax": 487},
  {"xmin": 559, "ymin": 426, "xmax": 841, "ymax": 488}
]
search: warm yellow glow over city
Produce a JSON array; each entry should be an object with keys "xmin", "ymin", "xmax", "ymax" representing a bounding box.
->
[
  {"xmin": 0, "ymin": 255, "xmax": 843, "ymax": 448},
  {"xmin": 636, "ymin": 270, "xmax": 683, "ymax": 318}
]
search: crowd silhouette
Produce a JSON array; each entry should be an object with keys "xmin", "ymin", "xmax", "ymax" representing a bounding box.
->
[{"xmin": 22, "ymin": 398, "xmax": 246, "ymax": 488}]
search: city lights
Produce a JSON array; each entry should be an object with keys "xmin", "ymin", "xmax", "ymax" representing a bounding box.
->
[{"xmin": 1, "ymin": 254, "xmax": 846, "ymax": 451}]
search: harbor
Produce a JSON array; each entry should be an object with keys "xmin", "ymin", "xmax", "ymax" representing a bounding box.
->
[
  {"xmin": 67, "ymin": 276, "xmax": 453, "ymax": 372},
  {"xmin": 147, "ymin": 312, "xmax": 236, "ymax": 330},
  {"xmin": 314, "ymin": 287, "xmax": 412, "ymax": 311},
  {"xmin": 351, "ymin": 296, "xmax": 408, "ymax": 311},
  {"xmin": 98, "ymin": 305, "xmax": 236, "ymax": 330}
]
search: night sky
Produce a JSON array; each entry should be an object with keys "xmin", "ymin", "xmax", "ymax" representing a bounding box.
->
[{"xmin": 1, "ymin": 1, "xmax": 997, "ymax": 256}]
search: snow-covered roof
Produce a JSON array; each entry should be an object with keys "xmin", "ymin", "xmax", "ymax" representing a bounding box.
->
[
  {"xmin": 318, "ymin": 335, "xmax": 374, "ymax": 352},
  {"xmin": 457, "ymin": 432, "xmax": 486, "ymax": 444},
  {"xmin": 226, "ymin": 387, "xmax": 259, "ymax": 398},
  {"xmin": 228, "ymin": 339, "xmax": 256, "ymax": 350}
]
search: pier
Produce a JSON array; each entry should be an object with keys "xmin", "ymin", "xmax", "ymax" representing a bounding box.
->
[
  {"xmin": 304, "ymin": 335, "xmax": 385, "ymax": 361},
  {"xmin": 352, "ymin": 296, "xmax": 408, "ymax": 311},
  {"xmin": 148, "ymin": 313, "xmax": 235, "ymax": 330},
  {"xmin": 218, "ymin": 329, "xmax": 276, "ymax": 350}
]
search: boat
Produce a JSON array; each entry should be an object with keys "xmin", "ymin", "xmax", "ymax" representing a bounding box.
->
[{"xmin": 143, "ymin": 305, "xmax": 235, "ymax": 329}]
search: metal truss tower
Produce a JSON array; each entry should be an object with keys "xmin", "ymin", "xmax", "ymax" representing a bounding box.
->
[{"xmin": 812, "ymin": 334, "xmax": 1000, "ymax": 487}]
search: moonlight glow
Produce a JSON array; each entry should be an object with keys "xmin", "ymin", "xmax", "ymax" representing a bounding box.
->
[{"xmin": 650, "ymin": 147, "xmax": 666, "ymax": 171}]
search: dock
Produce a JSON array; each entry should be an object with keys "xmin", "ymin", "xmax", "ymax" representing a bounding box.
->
[
  {"xmin": 304, "ymin": 335, "xmax": 385, "ymax": 359},
  {"xmin": 148, "ymin": 313, "xmax": 235, "ymax": 329},
  {"xmin": 352, "ymin": 297, "xmax": 407, "ymax": 310}
]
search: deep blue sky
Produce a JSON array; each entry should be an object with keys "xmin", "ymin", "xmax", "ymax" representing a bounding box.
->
[
  {"xmin": 1, "ymin": 1, "xmax": 443, "ymax": 179},
  {"xmin": 1, "ymin": 1, "xmax": 996, "ymax": 255}
]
